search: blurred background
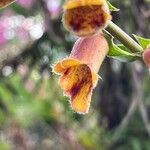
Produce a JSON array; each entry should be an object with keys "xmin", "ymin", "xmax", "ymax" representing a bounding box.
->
[{"xmin": 0, "ymin": 0, "xmax": 150, "ymax": 149}]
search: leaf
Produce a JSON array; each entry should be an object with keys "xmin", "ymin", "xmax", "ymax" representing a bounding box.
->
[
  {"xmin": 105, "ymin": 35, "xmax": 141, "ymax": 62},
  {"xmin": 117, "ymin": 44, "xmax": 131, "ymax": 52},
  {"xmin": 133, "ymin": 34, "xmax": 150, "ymax": 50},
  {"xmin": 107, "ymin": 1, "xmax": 120, "ymax": 12}
]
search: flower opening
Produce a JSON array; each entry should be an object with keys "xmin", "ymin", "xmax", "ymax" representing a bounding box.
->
[{"xmin": 63, "ymin": 0, "xmax": 111, "ymax": 37}]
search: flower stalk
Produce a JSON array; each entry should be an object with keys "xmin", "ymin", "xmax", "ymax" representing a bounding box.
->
[{"xmin": 106, "ymin": 21, "xmax": 143, "ymax": 53}]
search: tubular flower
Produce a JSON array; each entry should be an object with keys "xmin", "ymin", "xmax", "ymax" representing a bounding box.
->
[
  {"xmin": 0, "ymin": 0, "xmax": 15, "ymax": 8},
  {"xmin": 143, "ymin": 47, "xmax": 150, "ymax": 70},
  {"xmin": 52, "ymin": 34, "xmax": 109, "ymax": 114},
  {"xmin": 62, "ymin": 0, "xmax": 111, "ymax": 37}
]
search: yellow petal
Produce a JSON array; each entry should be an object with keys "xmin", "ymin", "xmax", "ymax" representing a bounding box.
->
[
  {"xmin": 63, "ymin": 0, "xmax": 106, "ymax": 10},
  {"xmin": 59, "ymin": 64, "xmax": 95, "ymax": 114},
  {"xmin": 69, "ymin": 65, "xmax": 93, "ymax": 114},
  {"xmin": 52, "ymin": 58, "xmax": 81, "ymax": 74},
  {"xmin": 53, "ymin": 58, "xmax": 100, "ymax": 114},
  {"xmin": 59, "ymin": 65, "xmax": 80, "ymax": 93}
]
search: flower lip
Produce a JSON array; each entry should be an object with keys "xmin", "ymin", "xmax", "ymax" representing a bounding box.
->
[
  {"xmin": 52, "ymin": 57, "xmax": 99, "ymax": 84},
  {"xmin": 52, "ymin": 58, "xmax": 82, "ymax": 75},
  {"xmin": 53, "ymin": 58, "xmax": 98, "ymax": 114}
]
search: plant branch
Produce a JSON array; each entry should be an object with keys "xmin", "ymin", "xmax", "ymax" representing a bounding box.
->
[{"xmin": 106, "ymin": 21, "xmax": 144, "ymax": 53}]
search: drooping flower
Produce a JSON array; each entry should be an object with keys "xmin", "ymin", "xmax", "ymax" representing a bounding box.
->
[
  {"xmin": 143, "ymin": 47, "xmax": 150, "ymax": 70},
  {"xmin": 62, "ymin": 0, "xmax": 111, "ymax": 37},
  {"xmin": 52, "ymin": 34, "xmax": 109, "ymax": 114},
  {"xmin": 0, "ymin": 0, "xmax": 15, "ymax": 8}
]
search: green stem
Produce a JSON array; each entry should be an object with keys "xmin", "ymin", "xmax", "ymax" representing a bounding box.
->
[{"xmin": 106, "ymin": 21, "xmax": 143, "ymax": 53}]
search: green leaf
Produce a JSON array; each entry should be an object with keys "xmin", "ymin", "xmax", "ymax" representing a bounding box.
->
[
  {"xmin": 133, "ymin": 34, "xmax": 150, "ymax": 50},
  {"xmin": 117, "ymin": 44, "xmax": 131, "ymax": 52},
  {"xmin": 107, "ymin": 1, "xmax": 120, "ymax": 11},
  {"xmin": 106, "ymin": 35, "xmax": 141, "ymax": 62}
]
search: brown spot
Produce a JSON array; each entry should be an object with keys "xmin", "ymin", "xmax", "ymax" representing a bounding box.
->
[
  {"xmin": 70, "ymin": 80, "xmax": 84, "ymax": 99},
  {"xmin": 71, "ymin": 84, "xmax": 81, "ymax": 99},
  {"xmin": 92, "ymin": 13, "xmax": 104, "ymax": 27},
  {"xmin": 70, "ymin": 18, "xmax": 84, "ymax": 31},
  {"xmin": 64, "ymin": 68, "xmax": 70, "ymax": 76},
  {"xmin": 69, "ymin": 64, "xmax": 92, "ymax": 101}
]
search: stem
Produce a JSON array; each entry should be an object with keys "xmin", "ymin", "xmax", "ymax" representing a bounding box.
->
[{"xmin": 106, "ymin": 21, "xmax": 143, "ymax": 53}]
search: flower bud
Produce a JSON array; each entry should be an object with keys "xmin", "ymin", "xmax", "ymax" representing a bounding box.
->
[
  {"xmin": 0, "ymin": 0, "xmax": 15, "ymax": 8},
  {"xmin": 143, "ymin": 47, "xmax": 150, "ymax": 69},
  {"xmin": 52, "ymin": 34, "xmax": 108, "ymax": 114},
  {"xmin": 62, "ymin": 0, "xmax": 111, "ymax": 37}
]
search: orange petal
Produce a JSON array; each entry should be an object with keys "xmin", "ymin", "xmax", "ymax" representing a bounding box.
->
[
  {"xmin": 59, "ymin": 64, "xmax": 96, "ymax": 114},
  {"xmin": 63, "ymin": 0, "xmax": 106, "ymax": 10},
  {"xmin": 52, "ymin": 58, "xmax": 81, "ymax": 74},
  {"xmin": 53, "ymin": 58, "xmax": 100, "ymax": 114},
  {"xmin": 59, "ymin": 65, "xmax": 81, "ymax": 93}
]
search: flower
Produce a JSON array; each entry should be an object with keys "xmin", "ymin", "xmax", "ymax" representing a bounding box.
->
[
  {"xmin": 0, "ymin": 0, "xmax": 15, "ymax": 8},
  {"xmin": 62, "ymin": 0, "xmax": 111, "ymax": 37},
  {"xmin": 52, "ymin": 34, "xmax": 109, "ymax": 114},
  {"xmin": 143, "ymin": 47, "xmax": 150, "ymax": 70}
]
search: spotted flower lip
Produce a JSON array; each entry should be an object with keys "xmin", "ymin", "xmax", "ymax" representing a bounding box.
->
[
  {"xmin": 52, "ymin": 34, "xmax": 109, "ymax": 114},
  {"xmin": 62, "ymin": 0, "xmax": 111, "ymax": 37},
  {"xmin": 0, "ymin": 0, "xmax": 15, "ymax": 8}
]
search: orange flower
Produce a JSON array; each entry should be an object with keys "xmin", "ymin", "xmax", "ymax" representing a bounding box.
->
[
  {"xmin": 0, "ymin": 0, "xmax": 15, "ymax": 8},
  {"xmin": 52, "ymin": 34, "xmax": 109, "ymax": 114},
  {"xmin": 62, "ymin": 0, "xmax": 111, "ymax": 37}
]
